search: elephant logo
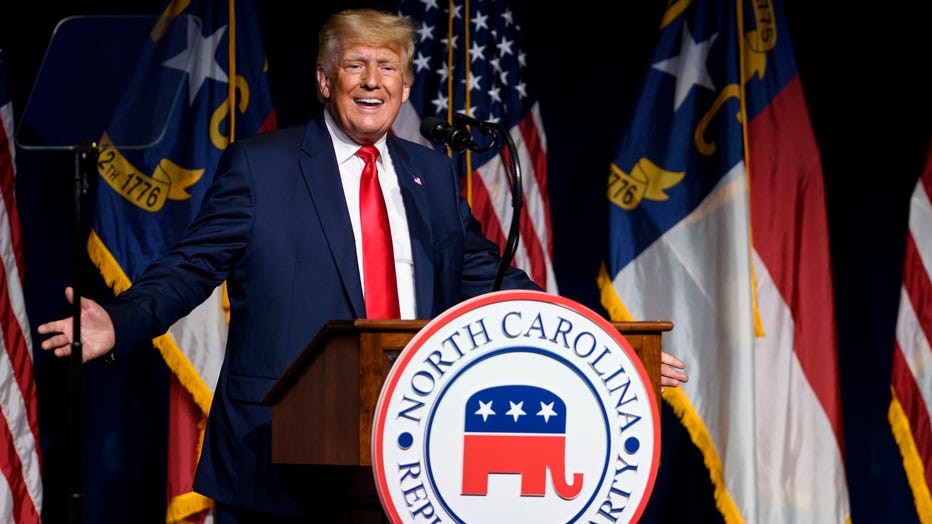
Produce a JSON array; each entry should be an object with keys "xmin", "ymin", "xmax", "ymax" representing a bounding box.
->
[{"xmin": 461, "ymin": 385, "xmax": 583, "ymax": 500}]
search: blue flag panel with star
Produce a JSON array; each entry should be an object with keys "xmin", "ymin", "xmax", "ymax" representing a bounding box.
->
[
  {"xmin": 86, "ymin": 1, "xmax": 276, "ymax": 521},
  {"xmin": 93, "ymin": 0, "xmax": 276, "ymax": 283},
  {"xmin": 605, "ymin": 1, "xmax": 799, "ymax": 273}
]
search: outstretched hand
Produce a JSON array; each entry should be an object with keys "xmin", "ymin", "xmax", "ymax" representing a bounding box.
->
[
  {"xmin": 660, "ymin": 352, "xmax": 688, "ymax": 391},
  {"xmin": 37, "ymin": 287, "xmax": 116, "ymax": 363}
]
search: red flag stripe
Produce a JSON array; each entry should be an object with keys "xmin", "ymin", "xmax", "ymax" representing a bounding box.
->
[
  {"xmin": 748, "ymin": 77, "xmax": 845, "ymax": 445},
  {"xmin": 165, "ymin": 375, "xmax": 209, "ymax": 523}
]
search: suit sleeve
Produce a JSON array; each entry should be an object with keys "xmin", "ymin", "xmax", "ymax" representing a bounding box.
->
[{"xmin": 103, "ymin": 141, "xmax": 255, "ymax": 354}]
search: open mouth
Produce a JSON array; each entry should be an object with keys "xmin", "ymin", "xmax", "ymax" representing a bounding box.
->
[{"xmin": 355, "ymin": 97, "xmax": 383, "ymax": 107}]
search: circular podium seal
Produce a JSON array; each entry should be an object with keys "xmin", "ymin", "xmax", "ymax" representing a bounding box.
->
[{"xmin": 371, "ymin": 290, "xmax": 660, "ymax": 523}]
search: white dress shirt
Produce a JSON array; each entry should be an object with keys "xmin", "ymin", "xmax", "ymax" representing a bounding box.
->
[{"xmin": 324, "ymin": 111, "xmax": 417, "ymax": 319}]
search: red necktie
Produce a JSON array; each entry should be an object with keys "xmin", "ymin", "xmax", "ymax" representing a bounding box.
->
[{"xmin": 356, "ymin": 145, "xmax": 400, "ymax": 318}]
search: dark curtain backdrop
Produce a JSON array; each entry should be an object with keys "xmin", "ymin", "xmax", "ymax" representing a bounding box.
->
[{"xmin": 1, "ymin": 1, "xmax": 929, "ymax": 522}]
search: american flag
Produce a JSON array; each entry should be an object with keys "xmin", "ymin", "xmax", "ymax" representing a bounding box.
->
[
  {"xmin": 0, "ymin": 48, "xmax": 42, "ymax": 523},
  {"xmin": 392, "ymin": 0, "xmax": 557, "ymax": 293},
  {"xmin": 889, "ymin": 144, "xmax": 932, "ymax": 521}
]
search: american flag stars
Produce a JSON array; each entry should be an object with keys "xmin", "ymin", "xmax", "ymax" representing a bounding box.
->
[{"xmin": 400, "ymin": 0, "xmax": 532, "ymax": 128}]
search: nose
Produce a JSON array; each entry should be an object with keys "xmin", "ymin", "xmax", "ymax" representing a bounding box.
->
[{"xmin": 361, "ymin": 65, "xmax": 378, "ymax": 89}]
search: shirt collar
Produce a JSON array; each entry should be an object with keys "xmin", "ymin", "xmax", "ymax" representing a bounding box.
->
[{"xmin": 323, "ymin": 109, "xmax": 388, "ymax": 165}]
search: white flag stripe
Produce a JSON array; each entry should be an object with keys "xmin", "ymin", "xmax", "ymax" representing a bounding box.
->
[
  {"xmin": 909, "ymin": 179, "xmax": 932, "ymax": 279},
  {"xmin": 529, "ymin": 104, "xmax": 548, "ymax": 160},
  {"xmin": 897, "ymin": 284, "xmax": 932, "ymax": 417},
  {"xmin": 0, "ymin": 475, "xmax": 12, "ymax": 524},
  {"xmin": 167, "ymin": 285, "xmax": 227, "ymax": 394},
  {"xmin": 0, "ymin": 333, "xmax": 41, "ymax": 513},
  {"xmin": 752, "ymin": 249, "xmax": 851, "ymax": 522},
  {"xmin": 613, "ymin": 165, "xmax": 759, "ymax": 518}
]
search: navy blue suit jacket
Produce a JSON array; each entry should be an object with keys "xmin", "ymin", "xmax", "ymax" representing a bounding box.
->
[{"xmin": 104, "ymin": 112, "xmax": 539, "ymax": 513}]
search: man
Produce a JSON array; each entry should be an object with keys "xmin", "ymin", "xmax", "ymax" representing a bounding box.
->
[{"xmin": 39, "ymin": 8, "xmax": 687, "ymax": 522}]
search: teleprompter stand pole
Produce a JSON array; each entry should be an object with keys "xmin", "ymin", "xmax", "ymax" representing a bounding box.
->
[{"xmin": 69, "ymin": 141, "xmax": 97, "ymax": 524}]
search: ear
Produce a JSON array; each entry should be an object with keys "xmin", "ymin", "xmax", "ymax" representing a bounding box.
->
[
  {"xmin": 401, "ymin": 80, "xmax": 411, "ymax": 104},
  {"xmin": 316, "ymin": 66, "xmax": 331, "ymax": 100}
]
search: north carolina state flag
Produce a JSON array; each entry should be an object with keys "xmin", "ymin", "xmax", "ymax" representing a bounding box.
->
[{"xmin": 600, "ymin": 0, "xmax": 851, "ymax": 521}]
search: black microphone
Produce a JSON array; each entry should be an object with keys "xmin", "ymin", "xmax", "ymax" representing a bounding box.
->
[{"xmin": 419, "ymin": 116, "xmax": 474, "ymax": 152}]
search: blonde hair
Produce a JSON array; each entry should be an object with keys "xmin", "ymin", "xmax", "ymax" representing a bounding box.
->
[{"xmin": 316, "ymin": 8, "xmax": 416, "ymax": 100}]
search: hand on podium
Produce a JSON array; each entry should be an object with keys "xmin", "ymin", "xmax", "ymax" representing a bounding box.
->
[{"xmin": 660, "ymin": 352, "xmax": 688, "ymax": 391}]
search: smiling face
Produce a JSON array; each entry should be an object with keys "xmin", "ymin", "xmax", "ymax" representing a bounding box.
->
[{"xmin": 317, "ymin": 43, "xmax": 411, "ymax": 146}]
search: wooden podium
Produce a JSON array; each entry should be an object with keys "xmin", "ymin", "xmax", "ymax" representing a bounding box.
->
[{"xmin": 263, "ymin": 319, "xmax": 673, "ymax": 468}]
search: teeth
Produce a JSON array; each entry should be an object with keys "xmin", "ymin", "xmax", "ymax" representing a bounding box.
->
[{"xmin": 357, "ymin": 98, "xmax": 382, "ymax": 104}]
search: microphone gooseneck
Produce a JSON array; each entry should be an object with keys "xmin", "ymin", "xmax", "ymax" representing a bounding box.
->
[{"xmin": 418, "ymin": 114, "xmax": 523, "ymax": 291}]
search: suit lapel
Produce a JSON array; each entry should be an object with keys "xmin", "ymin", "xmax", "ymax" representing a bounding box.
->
[
  {"xmin": 298, "ymin": 116, "xmax": 365, "ymax": 317},
  {"xmin": 387, "ymin": 137, "xmax": 435, "ymax": 319}
]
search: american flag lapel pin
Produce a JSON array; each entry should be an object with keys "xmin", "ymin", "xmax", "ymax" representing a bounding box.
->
[{"xmin": 413, "ymin": 175, "xmax": 422, "ymax": 186}]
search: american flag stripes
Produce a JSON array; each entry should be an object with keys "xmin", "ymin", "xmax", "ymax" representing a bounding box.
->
[
  {"xmin": 392, "ymin": 0, "xmax": 557, "ymax": 293},
  {"xmin": 0, "ymin": 48, "xmax": 42, "ymax": 524},
  {"xmin": 890, "ymin": 144, "xmax": 932, "ymax": 523}
]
